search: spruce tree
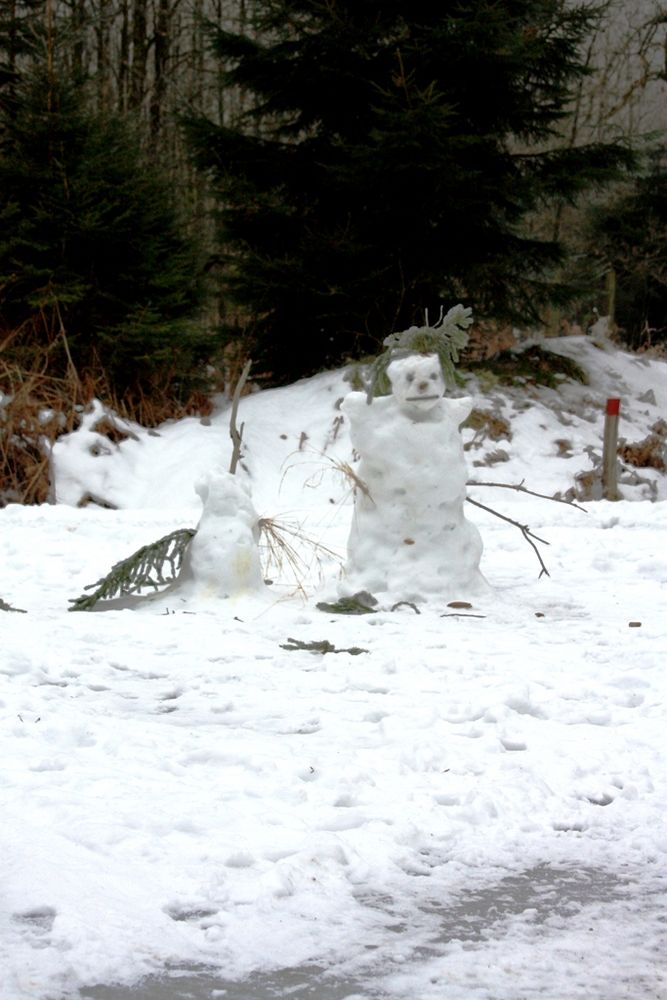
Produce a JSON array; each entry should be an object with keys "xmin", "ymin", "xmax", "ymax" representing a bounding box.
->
[
  {"xmin": 590, "ymin": 153, "xmax": 667, "ymax": 349},
  {"xmin": 186, "ymin": 0, "xmax": 633, "ymax": 383},
  {"xmin": 0, "ymin": 66, "xmax": 209, "ymax": 401}
]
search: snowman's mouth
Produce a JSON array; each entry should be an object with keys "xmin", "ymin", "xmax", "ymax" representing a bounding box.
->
[{"xmin": 405, "ymin": 394, "xmax": 440, "ymax": 401}]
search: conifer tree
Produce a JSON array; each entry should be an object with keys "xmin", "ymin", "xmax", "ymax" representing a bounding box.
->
[
  {"xmin": 186, "ymin": 0, "xmax": 633, "ymax": 383},
  {"xmin": 0, "ymin": 65, "xmax": 209, "ymax": 401},
  {"xmin": 590, "ymin": 153, "xmax": 667, "ymax": 348}
]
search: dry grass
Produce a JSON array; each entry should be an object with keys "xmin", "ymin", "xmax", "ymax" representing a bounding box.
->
[
  {"xmin": 326, "ymin": 456, "xmax": 373, "ymax": 502},
  {"xmin": 290, "ymin": 448, "xmax": 373, "ymax": 504},
  {"xmin": 258, "ymin": 516, "xmax": 342, "ymax": 595}
]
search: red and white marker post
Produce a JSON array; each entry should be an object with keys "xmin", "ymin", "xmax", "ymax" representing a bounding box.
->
[{"xmin": 602, "ymin": 398, "xmax": 621, "ymax": 501}]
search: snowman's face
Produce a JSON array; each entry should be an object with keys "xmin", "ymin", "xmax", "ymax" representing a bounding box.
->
[{"xmin": 387, "ymin": 354, "xmax": 445, "ymax": 412}]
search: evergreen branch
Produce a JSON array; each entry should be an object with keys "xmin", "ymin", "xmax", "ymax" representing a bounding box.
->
[
  {"xmin": 466, "ymin": 496, "xmax": 551, "ymax": 579},
  {"xmin": 281, "ymin": 637, "xmax": 368, "ymax": 655},
  {"xmin": 69, "ymin": 528, "xmax": 196, "ymax": 611},
  {"xmin": 366, "ymin": 304, "xmax": 473, "ymax": 401},
  {"xmin": 317, "ymin": 593, "xmax": 378, "ymax": 615}
]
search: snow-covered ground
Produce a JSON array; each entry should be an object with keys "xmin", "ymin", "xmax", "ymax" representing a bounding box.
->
[{"xmin": 1, "ymin": 334, "xmax": 666, "ymax": 1000}]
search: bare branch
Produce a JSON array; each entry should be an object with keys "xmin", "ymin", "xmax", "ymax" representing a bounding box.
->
[
  {"xmin": 466, "ymin": 496, "xmax": 551, "ymax": 579},
  {"xmin": 467, "ymin": 480, "xmax": 587, "ymax": 513},
  {"xmin": 229, "ymin": 359, "xmax": 252, "ymax": 475}
]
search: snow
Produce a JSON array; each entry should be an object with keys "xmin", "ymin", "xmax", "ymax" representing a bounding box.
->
[{"xmin": 1, "ymin": 334, "xmax": 666, "ymax": 1000}]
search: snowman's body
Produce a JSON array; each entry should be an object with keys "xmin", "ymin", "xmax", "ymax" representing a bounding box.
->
[{"xmin": 341, "ymin": 354, "xmax": 485, "ymax": 602}]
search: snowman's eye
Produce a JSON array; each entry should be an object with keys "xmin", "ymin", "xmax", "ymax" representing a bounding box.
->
[{"xmin": 406, "ymin": 373, "xmax": 415, "ymax": 384}]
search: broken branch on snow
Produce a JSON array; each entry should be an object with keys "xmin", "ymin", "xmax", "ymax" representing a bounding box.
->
[{"xmin": 466, "ymin": 496, "xmax": 551, "ymax": 578}]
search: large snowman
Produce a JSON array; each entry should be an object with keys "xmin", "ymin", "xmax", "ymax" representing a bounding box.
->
[{"xmin": 340, "ymin": 352, "xmax": 485, "ymax": 603}]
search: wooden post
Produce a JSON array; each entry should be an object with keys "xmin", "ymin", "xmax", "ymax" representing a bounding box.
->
[{"xmin": 602, "ymin": 398, "xmax": 621, "ymax": 501}]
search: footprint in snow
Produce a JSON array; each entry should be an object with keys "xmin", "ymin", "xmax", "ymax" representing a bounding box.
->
[
  {"xmin": 164, "ymin": 904, "xmax": 218, "ymax": 924},
  {"xmin": 12, "ymin": 906, "xmax": 56, "ymax": 949},
  {"xmin": 224, "ymin": 851, "xmax": 256, "ymax": 868}
]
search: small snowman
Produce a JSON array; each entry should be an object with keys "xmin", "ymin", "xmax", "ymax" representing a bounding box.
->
[{"xmin": 176, "ymin": 469, "xmax": 267, "ymax": 600}]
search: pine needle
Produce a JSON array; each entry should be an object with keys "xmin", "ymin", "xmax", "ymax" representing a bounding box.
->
[
  {"xmin": 286, "ymin": 447, "xmax": 373, "ymax": 504},
  {"xmin": 259, "ymin": 516, "xmax": 341, "ymax": 595},
  {"xmin": 319, "ymin": 454, "xmax": 373, "ymax": 502}
]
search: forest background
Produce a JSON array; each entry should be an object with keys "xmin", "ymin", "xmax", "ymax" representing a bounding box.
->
[{"xmin": 1, "ymin": 0, "xmax": 667, "ymax": 504}]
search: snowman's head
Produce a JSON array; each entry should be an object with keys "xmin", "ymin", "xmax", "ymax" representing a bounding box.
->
[{"xmin": 387, "ymin": 353, "xmax": 445, "ymax": 414}]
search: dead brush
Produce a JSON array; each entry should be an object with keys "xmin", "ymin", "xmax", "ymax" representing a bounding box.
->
[
  {"xmin": 258, "ymin": 515, "xmax": 342, "ymax": 596},
  {"xmin": 0, "ymin": 354, "xmax": 133, "ymax": 505},
  {"xmin": 463, "ymin": 408, "xmax": 512, "ymax": 452},
  {"xmin": 618, "ymin": 420, "xmax": 667, "ymax": 472},
  {"xmin": 108, "ymin": 371, "xmax": 215, "ymax": 427},
  {"xmin": 0, "ymin": 360, "xmax": 82, "ymax": 505},
  {"xmin": 1, "ymin": 330, "xmax": 217, "ymax": 505}
]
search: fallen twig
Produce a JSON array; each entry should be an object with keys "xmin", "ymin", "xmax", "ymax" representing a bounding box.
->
[
  {"xmin": 1, "ymin": 597, "xmax": 27, "ymax": 614},
  {"xmin": 467, "ymin": 479, "xmax": 587, "ymax": 513}
]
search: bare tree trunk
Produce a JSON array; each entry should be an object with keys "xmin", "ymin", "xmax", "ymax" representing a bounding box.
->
[
  {"xmin": 3, "ymin": 0, "xmax": 20, "ymax": 114},
  {"xmin": 188, "ymin": 0, "xmax": 204, "ymax": 113},
  {"xmin": 95, "ymin": 0, "xmax": 111, "ymax": 108},
  {"xmin": 150, "ymin": 0, "xmax": 169, "ymax": 137},
  {"xmin": 71, "ymin": 0, "xmax": 87, "ymax": 78},
  {"xmin": 118, "ymin": 0, "xmax": 130, "ymax": 111},
  {"xmin": 129, "ymin": 0, "xmax": 148, "ymax": 111},
  {"xmin": 44, "ymin": 0, "xmax": 55, "ymax": 107}
]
